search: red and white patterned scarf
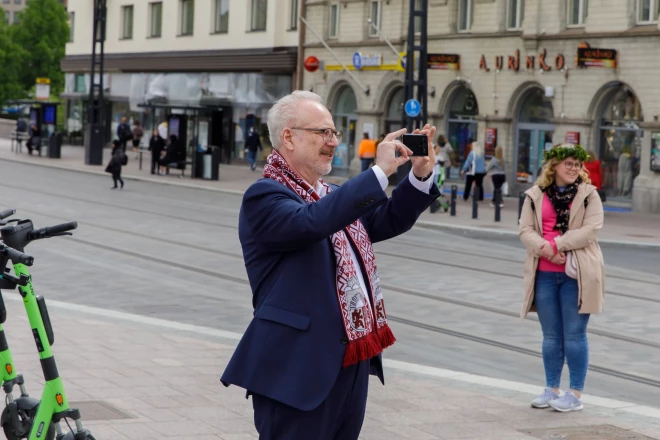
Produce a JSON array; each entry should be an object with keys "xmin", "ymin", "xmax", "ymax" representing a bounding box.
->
[{"xmin": 263, "ymin": 150, "xmax": 396, "ymax": 367}]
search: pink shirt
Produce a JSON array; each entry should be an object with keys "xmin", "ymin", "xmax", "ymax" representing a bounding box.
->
[{"xmin": 538, "ymin": 194, "xmax": 566, "ymax": 272}]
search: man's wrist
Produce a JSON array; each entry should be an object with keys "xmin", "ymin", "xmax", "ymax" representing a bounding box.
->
[{"xmin": 413, "ymin": 170, "xmax": 433, "ymax": 182}]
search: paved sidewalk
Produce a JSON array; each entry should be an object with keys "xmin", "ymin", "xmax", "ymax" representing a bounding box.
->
[
  {"xmin": 1, "ymin": 138, "xmax": 659, "ymax": 248},
  {"xmin": 3, "ymin": 296, "xmax": 659, "ymax": 440}
]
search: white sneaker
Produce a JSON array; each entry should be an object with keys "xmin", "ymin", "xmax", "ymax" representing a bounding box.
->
[
  {"xmin": 531, "ymin": 388, "xmax": 560, "ymax": 408},
  {"xmin": 549, "ymin": 390, "xmax": 584, "ymax": 412}
]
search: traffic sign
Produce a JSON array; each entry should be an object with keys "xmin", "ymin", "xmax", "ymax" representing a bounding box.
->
[
  {"xmin": 405, "ymin": 99, "xmax": 421, "ymax": 117},
  {"xmin": 352, "ymin": 52, "xmax": 362, "ymax": 70}
]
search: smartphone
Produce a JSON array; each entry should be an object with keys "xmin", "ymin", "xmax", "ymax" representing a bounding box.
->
[{"xmin": 402, "ymin": 134, "xmax": 428, "ymax": 156}]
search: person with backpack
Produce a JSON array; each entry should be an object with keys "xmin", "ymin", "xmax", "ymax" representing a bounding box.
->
[
  {"xmin": 519, "ymin": 143, "xmax": 605, "ymax": 413},
  {"xmin": 105, "ymin": 140, "xmax": 127, "ymax": 189}
]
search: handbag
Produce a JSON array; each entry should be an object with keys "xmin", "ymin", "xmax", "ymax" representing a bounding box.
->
[
  {"xmin": 565, "ymin": 251, "xmax": 578, "ymax": 279},
  {"xmin": 502, "ymin": 181, "xmax": 509, "ymax": 196}
]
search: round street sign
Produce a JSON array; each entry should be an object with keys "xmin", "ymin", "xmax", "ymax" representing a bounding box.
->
[
  {"xmin": 304, "ymin": 56, "xmax": 320, "ymax": 72},
  {"xmin": 405, "ymin": 99, "xmax": 421, "ymax": 117},
  {"xmin": 352, "ymin": 52, "xmax": 362, "ymax": 70}
]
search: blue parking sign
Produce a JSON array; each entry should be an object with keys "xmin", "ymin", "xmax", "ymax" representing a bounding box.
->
[{"xmin": 405, "ymin": 99, "xmax": 421, "ymax": 117}]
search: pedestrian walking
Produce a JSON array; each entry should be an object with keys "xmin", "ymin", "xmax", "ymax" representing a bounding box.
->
[
  {"xmin": 116, "ymin": 116, "xmax": 133, "ymax": 152},
  {"xmin": 519, "ymin": 143, "xmax": 605, "ymax": 413},
  {"xmin": 460, "ymin": 142, "xmax": 486, "ymax": 201},
  {"xmin": 487, "ymin": 145, "xmax": 506, "ymax": 207},
  {"xmin": 105, "ymin": 140, "xmax": 127, "ymax": 189},
  {"xmin": 220, "ymin": 90, "xmax": 440, "ymax": 439},
  {"xmin": 357, "ymin": 132, "xmax": 377, "ymax": 171},
  {"xmin": 245, "ymin": 127, "xmax": 262, "ymax": 171}
]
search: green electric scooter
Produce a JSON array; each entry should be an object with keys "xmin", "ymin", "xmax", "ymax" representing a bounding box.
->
[
  {"xmin": 0, "ymin": 209, "xmax": 56, "ymax": 440},
  {"xmin": 0, "ymin": 217, "xmax": 95, "ymax": 440}
]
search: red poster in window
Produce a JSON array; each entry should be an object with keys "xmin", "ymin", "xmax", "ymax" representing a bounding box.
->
[
  {"xmin": 565, "ymin": 132, "xmax": 580, "ymax": 145},
  {"xmin": 485, "ymin": 128, "xmax": 497, "ymax": 157}
]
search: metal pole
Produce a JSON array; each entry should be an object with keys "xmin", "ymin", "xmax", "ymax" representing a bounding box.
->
[
  {"xmin": 472, "ymin": 184, "xmax": 478, "ymax": 219},
  {"xmin": 494, "ymin": 188, "xmax": 501, "ymax": 222},
  {"xmin": 450, "ymin": 185, "xmax": 457, "ymax": 216}
]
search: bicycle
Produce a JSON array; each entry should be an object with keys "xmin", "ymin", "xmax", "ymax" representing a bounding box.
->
[{"xmin": 0, "ymin": 216, "xmax": 94, "ymax": 440}]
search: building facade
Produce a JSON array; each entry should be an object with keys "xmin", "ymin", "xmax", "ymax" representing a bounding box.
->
[
  {"xmin": 301, "ymin": 0, "xmax": 660, "ymax": 213},
  {"xmin": 61, "ymin": 0, "xmax": 300, "ymax": 162}
]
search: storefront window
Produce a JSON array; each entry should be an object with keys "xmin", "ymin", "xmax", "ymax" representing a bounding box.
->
[
  {"xmin": 333, "ymin": 86, "xmax": 357, "ymax": 172},
  {"xmin": 384, "ymin": 87, "xmax": 404, "ymax": 134},
  {"xmin": 598, "ymin": 87, "xmax": 643, "ymax": 200},
  {"xmin": 446, "ymin": 86, "xmax": 478, "ymax": 177},
  {"xmin": 515, "ymin": 88, "xmax": 554, "ymax": 185}
]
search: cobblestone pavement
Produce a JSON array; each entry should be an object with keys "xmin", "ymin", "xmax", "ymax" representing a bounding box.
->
[{"xmin": 3, "ymin": 298, "xmax": 659, "ymax": 440}]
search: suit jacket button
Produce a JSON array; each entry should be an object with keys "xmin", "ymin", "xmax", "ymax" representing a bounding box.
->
[
  {"xmin": 369, "ymin": 197, "xmax": 375, "ymax": 202},
  {"xmin": 340, "ymin": 337, "xmax": 348, "ymax": 345}
]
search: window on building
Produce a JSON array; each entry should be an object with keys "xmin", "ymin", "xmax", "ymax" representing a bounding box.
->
[
  {"xmin": 329, "ymin": 3, "xmax": 339, "ymax": 37},
  {"xmin": 369, "ymin": 1, "xmax": 381, "ymax": 36},
  {"xmin": 68, "ymin": 11, "xmax": 74, "ymax": 41},
  {"xmin": 251, "ymin": 0, "xmax": 267, "ymax": 31},
  {"xmin": 458, "ymin": 0, "xmax": 474, "ymax": 31},
  {"xmin": 149, "ymin": 2, "xmax": 162, "ymax": 37},
  {"xmin": 14, "ymin": 0, "xmax": 20, "ymax": 4},
  {"xmin": 74, "ymin": 74, "xmax": 86, "ymax": 93},
  {"xmin": 507, "ymin": 0, "xmax": 524, "ymax": 29},
  {"xmin": 12, "ymin": 11, "xmax": 18, "ymax": 23},
  {"xmin": 214, "ymin": 0, "xmax": 228, "ymax": 33},
  {"xmin": 180, "ymin": 0, "xmax": 194, "ymax": 35},
  {"xmin": 637, "ymin": 0, "xmax": 659, "ymax": 22},
  {"xmin": 568, "ymin": 0, "xmax": 587, "ymax": 26},
  {"xmin": 290, "ymin": 0, "xmax": 298, "ymax": 30},
  {"xmin": 2, "ymin": 0, "xmax": 9, "ymax": 4},
  {"xmin": 121, "ymin": 5, "xmax": 133, "ymax": 39}
]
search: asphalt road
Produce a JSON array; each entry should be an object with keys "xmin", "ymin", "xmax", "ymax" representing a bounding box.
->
[{"xmin": 0, "ymin": 161, "xmax": 658, "ymax": 409}]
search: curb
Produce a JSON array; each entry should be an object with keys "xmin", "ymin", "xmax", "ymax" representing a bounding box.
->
[
  {"xmin": 414, "ymin": 219, "xmax": 660, "ymax": 250},
  {"xmin": 3, "ymin": 155, "xmax": 659, "ymax": 250}
]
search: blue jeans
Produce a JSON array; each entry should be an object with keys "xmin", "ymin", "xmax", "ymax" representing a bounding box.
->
[
  {"xmin": 247, "ymin": 150, "xmax": 256, "ymax": 166},
  {"xmin": 534, "ymin": 271, "xmax": 590, "ymax": 391},
  {"xmin": 361, "ymin": 158, "xmax": 374, "ymax": 172}
]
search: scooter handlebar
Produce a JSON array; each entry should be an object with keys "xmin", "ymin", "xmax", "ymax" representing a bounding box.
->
[
  {"xmin": 1, "ymin": 245, "xmax": 33, "ymax": 266},
  {"xmin": 29, "ymin": 221, "xmax": 78, "ymax": 240},
  {"xmin": 0, "ymin": 209, "xmax": 15, "ymax": 220}
]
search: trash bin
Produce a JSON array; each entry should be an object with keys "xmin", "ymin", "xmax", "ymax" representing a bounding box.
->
[
  {"xmin": 194, "ymin": 146, "xmax": 220, "ymax": 180},
  {"xmin": 48, "ymin": 132, "xmax": 63, "ymax": 159}
]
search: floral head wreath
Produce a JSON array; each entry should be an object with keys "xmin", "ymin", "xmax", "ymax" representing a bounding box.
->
[{"xmin": 543, "ymin": 143, "xmax": 590, "ymax": 163}]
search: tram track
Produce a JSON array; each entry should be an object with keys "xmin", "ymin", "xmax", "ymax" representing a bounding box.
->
[{"xmin": 48, "ymin": 235, "xmax": 660, "ymax": 390}]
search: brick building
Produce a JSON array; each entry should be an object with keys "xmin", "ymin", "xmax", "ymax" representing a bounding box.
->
[{"xmin": 301, "ymin": 0, "xmax": 660, "ymax": 213}]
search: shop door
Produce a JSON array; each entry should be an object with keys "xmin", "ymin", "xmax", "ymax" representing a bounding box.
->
[{"xmin": 516, "ymin": 125, "xmax": 554, "ymax": 190}]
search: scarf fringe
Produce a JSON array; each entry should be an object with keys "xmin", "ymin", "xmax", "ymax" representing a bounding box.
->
[
  {"xmin": 377, "ymin": 324, "xmax": 397, "ymax": 349},
  {"xmin": 342, "ymin": 332, "xmax": 382, "ymax": 367}
]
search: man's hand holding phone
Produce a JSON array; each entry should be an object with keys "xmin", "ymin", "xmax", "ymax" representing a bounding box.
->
[{"xmin": 402, "ymin": 124, "xmax": 436, "ymax": 179}]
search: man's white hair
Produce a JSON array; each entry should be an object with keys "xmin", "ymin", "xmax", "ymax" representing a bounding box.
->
[{"xmin": 267, "ymin": 91, "xmax": 324, "ymax": 150}]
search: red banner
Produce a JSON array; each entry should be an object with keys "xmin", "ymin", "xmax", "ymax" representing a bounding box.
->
[
  {"xmin": 485, "ymin": 128, "xmax": 497, "ymax": 157},
  {"xmin": 565, "ymin": 132, "xmax": 580, "ymax": 144}
]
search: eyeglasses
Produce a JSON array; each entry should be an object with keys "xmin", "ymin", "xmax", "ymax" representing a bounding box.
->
[
  {"xmin": 563, "ymin": 160, "xmax": 583, "ymax": 170},
  {"xmin": 290, "ymin": 127, "xmax": 343, "ymax": 143}
]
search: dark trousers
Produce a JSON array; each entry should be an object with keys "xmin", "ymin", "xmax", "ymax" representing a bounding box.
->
[
  {"xmin": 491, "ymin": 174, "xmax": 506, "ymax": 201},
  {"xmin": 251, "ymin": 360, "xmax": 369, "ymax": 440},
  {"xmin": 463, "ymin": 173, "xmax": 486, "ymax": 200},
  {"xmin": 361, "ymin": 158, "xmax": 374, "ymax": 172},
  {"xmin": 151, "ymin": 155, "xmax": 160, "ymax": 174},
  {"xmin": 112, "ymin": 170, "xmax": 124, "ymax": 188}
]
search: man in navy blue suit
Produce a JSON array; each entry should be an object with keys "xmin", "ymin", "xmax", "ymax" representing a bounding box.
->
[{"xmin": 221, "ymin": 91, "xmax": 440, "ymax": 439}]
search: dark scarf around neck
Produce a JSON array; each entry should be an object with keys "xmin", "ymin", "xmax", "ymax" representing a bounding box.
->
[{"xmin": 544, "ymin": 179, "xmax": 582, "ymax": 234}]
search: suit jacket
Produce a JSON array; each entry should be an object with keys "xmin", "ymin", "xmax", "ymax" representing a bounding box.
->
[{"xmin": 220, "ymin": 169, "xmax": 439, "ymax": 411}]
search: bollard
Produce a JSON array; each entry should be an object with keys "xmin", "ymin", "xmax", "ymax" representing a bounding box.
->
[
  {"xmin": 494, "ymin": 188, "xmax": 501, "ymax": 222},
  {"xmin": 450, "ymin": 185, "xmax": 457, "ymax": 216},
  {"xmin": 518, "ymin": 191, "xmax": 526, "ymax": 223},
  {"xmin": 472, "ymin": 186, "xmax": 478, "ymax": 219}
]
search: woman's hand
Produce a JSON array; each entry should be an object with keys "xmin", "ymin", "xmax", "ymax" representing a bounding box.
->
[
  {"xmin": 549, "ymin": 252, "xmax": 566, "ymax": 265},
  {"xmin": 539, "ymin": 241, "xmax": 555, "ymax": 260}
]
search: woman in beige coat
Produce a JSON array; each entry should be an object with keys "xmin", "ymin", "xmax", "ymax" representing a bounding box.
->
[{"xmin": 519, "ymin": 144, "xmax": 605, "ymax": 413}]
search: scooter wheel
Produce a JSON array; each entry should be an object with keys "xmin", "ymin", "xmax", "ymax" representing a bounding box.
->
[{"xmin": 1, "ymin": 405, "xmax": 56, "ymax": 440}]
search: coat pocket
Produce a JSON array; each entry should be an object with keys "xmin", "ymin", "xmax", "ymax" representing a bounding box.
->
[{"xmin": 256, "ymin": 305, "xmax": 311, "ymax": 331}]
